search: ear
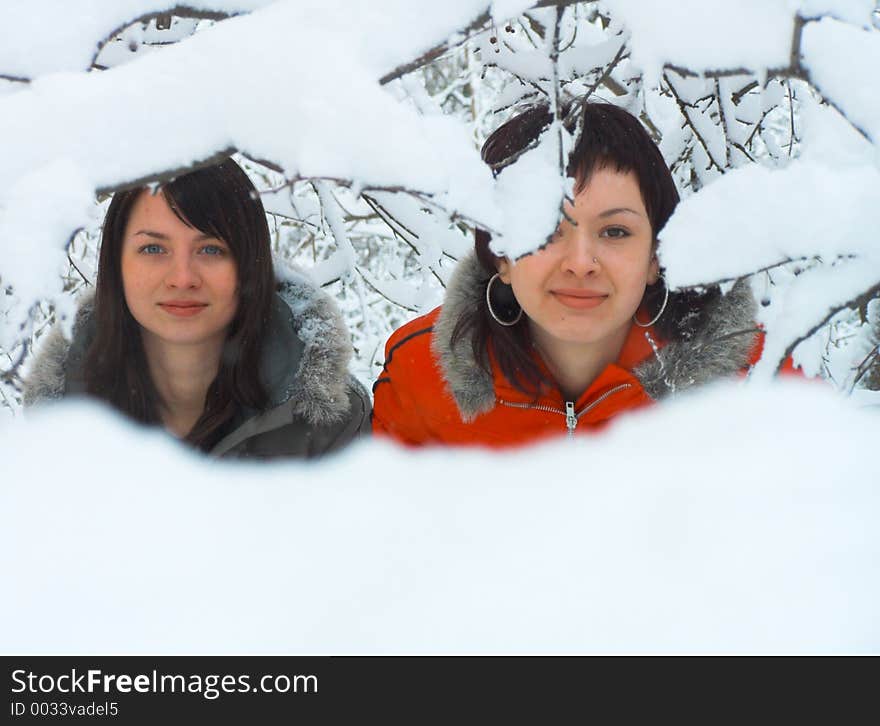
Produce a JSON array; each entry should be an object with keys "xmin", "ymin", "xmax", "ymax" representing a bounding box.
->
[
  {"xmin": 496, "ymin": 257, "xmax": 513, "ymax": 285},
  {"xmin": 647, "ymin": 252, "xmax": 660, "ymax": 286}
]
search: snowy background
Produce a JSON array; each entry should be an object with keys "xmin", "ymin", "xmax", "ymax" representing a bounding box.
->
[{"xmin": 1, "ymin": 0, "xmax": 879, "ymax": 652}]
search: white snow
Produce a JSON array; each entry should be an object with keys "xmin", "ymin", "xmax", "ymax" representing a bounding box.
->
[
  {"xmin": 659, "ymin": 155, "xmax": 880, "ymax": 287},
  {"xmin": 2, "ymin": 381, "xmax": 878, "ymax": 653},
  {"xmin": 491, "ymin": 0, "xmax": 534, "ymax": 24},
  {"xmin": 802, "ymin": 17, "xmax": 880, "ymax": 144},
  {"xmin": 601, "ymin": 0, "xmax": 796, "ymax": 84},
  {"xmin": 0, "ymin": 1, "xmax": 274, "ymax": 78},
  {"xmin": 798, "ymin": 0, "xmax": 877, "ymax": 26},
  {"xmin": 0, "ymin": 159, "xmax": 94, "ymax": 350},
  {"xmin": 489, "ymin": 123, "xmax": 569, "ymax": 259}
]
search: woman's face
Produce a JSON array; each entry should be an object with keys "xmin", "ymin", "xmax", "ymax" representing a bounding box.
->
[
  {"xmin": 497, "ymin": 168, "xmax": 658, "ymax": 353},
  {"xmin": 120, "ymin": 190, "xmax": 239, "ymax": 349}
]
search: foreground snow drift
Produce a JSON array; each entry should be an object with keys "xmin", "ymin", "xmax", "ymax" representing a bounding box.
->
[{"xmin": 2, "ymin": 381, "xmax": 878, "ymax": 653}]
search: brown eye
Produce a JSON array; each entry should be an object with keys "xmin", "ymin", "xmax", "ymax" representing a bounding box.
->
[{"xmin": 601, "ymin": 227, "xmax": 630, "ymax": 239}]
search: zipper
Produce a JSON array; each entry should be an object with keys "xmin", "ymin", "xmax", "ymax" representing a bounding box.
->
[
  {"xmin": 565, "ymin": 401, "xmax": 577, "ymax": 435},
  {"xmin": 498, "ymin": 383, "xmax": 632, "ymax": 436}
]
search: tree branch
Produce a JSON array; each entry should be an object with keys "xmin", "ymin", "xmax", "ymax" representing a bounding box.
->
[
  {"xmin": 850, "ymin": 343, "xmax": 880, "ymax": 392},
  {"xmin": 378, "ymin": 0, "xmax": 583, "ymax": 85},
  {"xmin": 582, "ymin": 42, "xmax": 628, "ymax": 100},
  {"xmin": 672, "ymin": 255, "xmax": 857, "ymax": 291},
  {"xmin": 379, "ymin": 10, "xmax": 492, "ymax": 85},
  {"xmin": 88, "ymin": 5, "xmax": 244, "ymax": 70},
  {"xmin": 776, "ymin": 279, "xmax": 880, "ymax": 374},
  {"xmin": 95, "ymin": 147, "xmax": 238, "ymax": 195},
  {"xmin": 663, "ymin": 71, "xmax": 725, "ymax": 172}
]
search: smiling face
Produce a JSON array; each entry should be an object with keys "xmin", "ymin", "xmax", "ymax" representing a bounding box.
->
[
  {"xmin": 120, "ymin": 189, "xmax": 239, "ymax": 350},
  {"xmin": 496, "ymin": 167, "xmax": 659, "ymax": 359}
]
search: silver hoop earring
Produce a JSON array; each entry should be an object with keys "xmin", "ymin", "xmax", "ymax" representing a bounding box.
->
[
  {"xmin": 633, "ymin": 278, "xmax": 669, "ymax": 328},
  {"xmin": 486, "ymin": 273, "xmax": 523, "ymax": 327}
]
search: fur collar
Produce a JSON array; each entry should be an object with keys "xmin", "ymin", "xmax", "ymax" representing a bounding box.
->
[
  {"xmin": 22, "ymin": 267, "xmax": 354, "ymax": 427},
  {"xmin": 433, "ymin": 253, "xmax": 758, "ymax": 422}
]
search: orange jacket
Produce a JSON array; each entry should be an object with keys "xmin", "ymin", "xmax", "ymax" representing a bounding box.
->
[{"xmin": 373, "ymin": 255, "xmax": 783, "ymax": 448}]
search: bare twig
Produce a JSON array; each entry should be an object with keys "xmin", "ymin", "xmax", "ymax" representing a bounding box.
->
[
  {"xmin": 362, "ymin": 194, "xmax": 453, "ymax": 288},
  {"xmin": 0, "ymin": 314, "xmax": 34, "ymax": 386},
  {"xmin": 354, "ymin": 268, "xmax": 420, "ymax": 313},
  {"xmin": 549, "ymin": 5, "xmax": 565, "ymax": 175},
  {"xmin": 850, "ymin": 343, "xmax": 880, "ymax": 392},
  {"xmin": 664, "ymin": 71, "xmax": 725, "ymax": 172},
  {"xmin": 714, "ymin": 78, "xmax": 732, "ymax": 167},
  {"xmin": 731, "ymin": 80, "xmax": 759, "ymax": 105},
  {"xmin": 67, "ymin": 255, "xmax": 92, "ymax": 287},
  {"xmin": 558, "ymin": 4, "xmax": 579, "ymax": 52},
  {"xmin": 744, "ymin": 106, "xmax": 774, "ymax": 150},
  {"xmin": 582, "ymin": 42, "xmax": 628, "ymax": 100}
]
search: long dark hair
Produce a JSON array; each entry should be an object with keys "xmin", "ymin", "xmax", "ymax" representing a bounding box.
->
[
  {"xmin": 84, "ymin": 158, "xmax": 275, "ymax": 449},
  {"xmin": 454, "ymin": 101, "xmax": 719, "ymax": 395}
]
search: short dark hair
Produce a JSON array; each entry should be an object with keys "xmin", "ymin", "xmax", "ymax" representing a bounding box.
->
[
  {"xmin": 85, "ymin": 158, "xmax": 276, "ymax": 449},
  {"xmin": 456, "ymin": 101, "xmax": 719, "ymax": 396}
]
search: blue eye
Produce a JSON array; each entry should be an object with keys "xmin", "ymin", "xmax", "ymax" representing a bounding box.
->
[
  {"xmin": 200, "ymin": 244, "xmax": 226, "ymax": 256},
  {"xmin": 139, "ymin": 243, "xmax": 164, "ymax": 254}
]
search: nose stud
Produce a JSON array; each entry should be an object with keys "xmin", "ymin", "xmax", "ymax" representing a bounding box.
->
[{"xmin": 592, "ymin": 257, "xmax": 599, "ymax": 264}]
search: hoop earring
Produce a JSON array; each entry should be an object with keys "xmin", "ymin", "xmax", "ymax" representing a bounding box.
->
[
  {"xmin": 633, "ymin": 278, "xmax": 669, "ymax": 328},
  {"xmin": 486, "ymin": 273, "xmax": 523, "ymax": 327}
]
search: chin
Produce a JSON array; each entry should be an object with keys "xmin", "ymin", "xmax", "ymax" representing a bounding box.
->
[
  {"xmin": 146, "ymin": 324, "xmax": 224, "ymax": 347},
  {"xmin": 554, "ymin": 319, "xmax": 627, "ymax": 345}
]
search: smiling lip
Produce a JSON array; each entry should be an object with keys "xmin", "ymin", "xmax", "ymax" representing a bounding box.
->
[
  {"xmin": 158, "ymin": 301, "xmax": 208, "ymax": 317},
  {"xmin": 551, "ymin": 289, "xmax": 607, "ymax": 309}
]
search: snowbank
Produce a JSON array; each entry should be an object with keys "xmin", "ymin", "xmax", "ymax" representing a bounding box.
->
[{"xmin": 2, "ymin": 381, "xmax": 877, "ymax": 653}]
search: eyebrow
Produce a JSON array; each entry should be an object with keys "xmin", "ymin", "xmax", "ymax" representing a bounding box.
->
[
  {"xmin": 597, "ymin": 207, "xmax": 644, "ymax": 219},
  {"xmin": 133, "ymin": 230, "xmax": 216, "ymax": 242}
]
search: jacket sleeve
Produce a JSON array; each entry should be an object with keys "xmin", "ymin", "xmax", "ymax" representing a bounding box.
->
[
  {"xmin": 309, "ymin": 376, "xmax": 371, "ymax": 457},
  {"xmin": 371, "ymin": 332, "xmax": 434, "ymax": 446}
]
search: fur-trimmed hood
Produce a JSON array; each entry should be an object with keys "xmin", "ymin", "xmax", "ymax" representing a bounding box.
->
[
  {"xmin": 23, "ymin": 267, "xmax": 355, "ymax": 429},
  {"xmin": 432, "ymin": 253, "xmax": 758, "ymax": 421}
]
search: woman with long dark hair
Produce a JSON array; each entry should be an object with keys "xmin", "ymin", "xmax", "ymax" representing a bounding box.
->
[
  {"xmin": 373, "ymin": 102, "xmax": 787, "ymax": 446},
  {"xmin": 25, "ymin": 158, "xmax": 369, "ymax": 457}
]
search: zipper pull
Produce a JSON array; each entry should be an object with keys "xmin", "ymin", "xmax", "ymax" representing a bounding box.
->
[{"xmin": 565, "ymin": 401, "xmax": 577, "ymax": 436}]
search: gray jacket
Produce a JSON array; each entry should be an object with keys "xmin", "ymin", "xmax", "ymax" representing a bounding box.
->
[{"xmin": 23, "ymin": 271, "xmax": 370, "ymax": 459}]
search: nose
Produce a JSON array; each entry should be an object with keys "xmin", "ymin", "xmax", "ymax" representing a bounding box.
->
[
  {"xmin": 164, "ymin": 253, "xmax": 201, "ymax": 289},
  {"xmin": 559, "ymin": 233, "xmax": 600, "ymax": 277}
]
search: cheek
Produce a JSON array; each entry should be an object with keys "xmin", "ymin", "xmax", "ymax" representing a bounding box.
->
[
  {"xmin": 508, "ymin": 255, "xmax": 550, "ymax": 303},
  {"xmin": 217, "ymin": 264, "xmax": 239, "ymax": 308},
  {"xmin": 120, "ymin": 257, "xmax": 146, "ymax": 303}
]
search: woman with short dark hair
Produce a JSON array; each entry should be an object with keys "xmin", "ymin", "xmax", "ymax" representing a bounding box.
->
[
  {"xmin": 373, "ymin": 102, "xmax": 777, "ymax": 446},
  {"xmin": 25, "ymin": 158, "xmax": 369, "ymax": 458}
]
